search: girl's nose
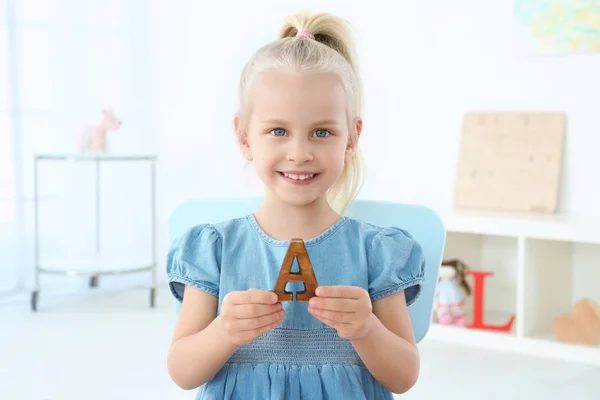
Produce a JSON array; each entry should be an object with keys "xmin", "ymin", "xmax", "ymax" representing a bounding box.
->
[{"xmin": 286, "ymin": 142, "xmax": 314, "ymax": 164}]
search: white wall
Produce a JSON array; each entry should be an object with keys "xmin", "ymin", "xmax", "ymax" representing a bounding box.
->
[
  {"xmin": 151, "ymin": 0, "xmax": 600, "ymax": 282},
  {"xmin": 3, "ymin": 0, "xmax": 159, "ymax": 292},
  {"xmin": 10, "ymin": 0, "xmax": 598, "ymax": 292}
]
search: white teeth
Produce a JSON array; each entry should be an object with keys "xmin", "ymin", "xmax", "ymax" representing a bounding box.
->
[{"xmin": 283, "ymin": 173, "xmax": 315, "ymax": 180}]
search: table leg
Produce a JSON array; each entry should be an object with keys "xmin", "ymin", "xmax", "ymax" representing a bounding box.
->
[
  {"xmin": 90, "ymin": 158, "xmax": 100, "ymax": 288},
  {"xmin": 32, "ymin": 157, "xmax": 40, "ymax": 311},
  {"xmin": 150, "ymin": 158, "xmax": 157, "ymax": 308}
]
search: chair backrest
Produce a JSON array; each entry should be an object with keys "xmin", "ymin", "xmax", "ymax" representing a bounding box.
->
[{"xmin": 168, "ymin": 197, "xmax": 445, "ymax": 342}]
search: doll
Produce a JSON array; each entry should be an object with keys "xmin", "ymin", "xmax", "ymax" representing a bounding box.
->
[
  {"xmin": 434, "ymin": 258, "xmax": 472, "ymax": 326},
  {"xmin": 78, "ymin": 109, "xmax": 122, "ymax": 154}
]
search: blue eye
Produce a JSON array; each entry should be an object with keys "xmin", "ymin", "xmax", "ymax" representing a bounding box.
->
[
  {"xmin": 270, "ymin": 128, "xmax": 287, "ymax": 137},
  {"xmin": 313, "ymin": 129, "xmax": 330, "ymax": 138}
]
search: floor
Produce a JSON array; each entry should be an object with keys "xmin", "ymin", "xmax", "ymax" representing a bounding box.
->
[{"xmin": 0, "ymin": 286, "xmax": 598, "ymax": 400}]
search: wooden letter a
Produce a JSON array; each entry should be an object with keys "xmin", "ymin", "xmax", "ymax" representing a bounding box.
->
[{"xmin": 273, "ymin": 239, "xmax": 319, "ymax": 302}]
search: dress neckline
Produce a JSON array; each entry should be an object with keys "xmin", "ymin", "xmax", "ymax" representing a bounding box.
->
[{"xmin": 245, "ymin": 213, "xmax": 349, "ymax": 247}]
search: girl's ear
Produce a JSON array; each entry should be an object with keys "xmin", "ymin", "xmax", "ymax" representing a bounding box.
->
[
  {"xmin": 344, "ymin": 117, "xmax": 363, "ymax": 163},
  {"xmin": 355, "ymin": 117, "xmax": 363, "ymax": 138},
  {"xmin": 234, "ymin": 113, "xmax": 253, "ymax": 161}
]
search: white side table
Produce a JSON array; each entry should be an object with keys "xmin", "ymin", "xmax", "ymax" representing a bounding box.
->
[{"xmin": 32, "ymin": 153, "xmax": 157, "ymax": 311}]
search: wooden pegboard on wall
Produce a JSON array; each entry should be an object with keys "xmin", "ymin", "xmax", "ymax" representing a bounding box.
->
[{"xmin": 454, "ymin": 111, "xmax": 566, "ymax": 213}]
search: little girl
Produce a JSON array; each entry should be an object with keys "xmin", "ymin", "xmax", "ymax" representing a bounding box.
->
[{"xmin": 166, "ymin": 10, "xmax": 426, "ymax": 400}]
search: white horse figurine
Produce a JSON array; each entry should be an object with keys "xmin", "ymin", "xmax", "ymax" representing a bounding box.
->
[{"xmin": 78, "ymin": 109, "xmax": 122, "ymax": 154}]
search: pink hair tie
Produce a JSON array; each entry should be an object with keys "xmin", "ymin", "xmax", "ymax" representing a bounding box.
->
[{"xmin": 296, "ymin": 29, "xmax": 315, "ymax": 40}]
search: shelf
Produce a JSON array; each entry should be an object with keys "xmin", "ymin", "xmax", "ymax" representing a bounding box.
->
[
  {"xmin": 427, "ymin": 324, "xmax": 600, "ymax": 366},
  {"xmin": 38, "ymin": 255, "xmax": 154, "ymax": 276},
  {"xmin": 441, "ymin": 209, "xmax": 600, "ymax": 244},
  {"xmin": 435, "ymin": 211, "xmax": 600, "ymax": 366},
  {"xmin": 35, "ymin": 153, "xmax": 157, "ymax": 162},
  {"xmin": 31, "ymin": 153, "xmax": 158, "ymax": 311},
  {"xmin": 521, "ymin": 239, "xmax": 600, "ymax": 338},
  {"xmin": 433, "ymin": 310, "xmax": 518, "ymax": 335},
  {"xmin": 442, "ymin": 232, "xmax": 518, "ymax": 327}
]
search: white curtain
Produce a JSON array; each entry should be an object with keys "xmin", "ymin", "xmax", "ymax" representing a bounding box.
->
[
  {"xmin": 0, "ymin": 0, "xmax": 158, "ymax": 294},
  {"xmin": 0, "ymin": 0, "xmax": 20, "ymax": 293}
]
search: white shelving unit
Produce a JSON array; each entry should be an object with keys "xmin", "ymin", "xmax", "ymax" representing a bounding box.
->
[
  {"xmin": 32, "ymin": 153, "xmax": 158, "ymax": 311},
  {"xmin": 427, "ymin": 209, "xmax": 600, "ymax": 366}
]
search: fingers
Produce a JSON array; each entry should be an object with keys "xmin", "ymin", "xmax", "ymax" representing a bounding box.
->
[
  {"xmin": 311, "ymin": 313, "xmax": 360, "ymax": 340},
  {"xmin": 316, "ymin": 286, "xmax": 365, "ymax": 299},
  {"xmin": 220, "ymin": 289, "xmax": 286, "ymax": 346},
  {"xmin": 310, "ymin": 313, "xmax": 351, "ymax": 333},
  {"xmin": 235, "ymin": 318, "xmax": 284, "ymax": 345},
  {"xmin": 231, "ymin": 289, "xmax": 279, "ymax": 305},
  {"xmin": 222, "ymin": 308, "xmax": 284, "ymax": 345},
  {"xmin": 308, "ymin": 307, "xmax": 353, "ymax": 324},
  {"xmin": 310, "ymin": 309, "xmax": 373, "ymax": 341},
  {"xmin": 237, "ymin": 308, "xmax": 285, "ymax": 331},
  {"xmin": 311, "ymin": 313, "xmax": 345, "ymax": 325},
  {"xmin": 254, "ymin": 318, "xmax": 284, "ymax": 336},
  {"xmin": 309, "ymin": 297, "xmax": 355, "ymax": 313},
  {"xmin": 232, "ymin": 303, "xmax": 282, "ymax": 319}
]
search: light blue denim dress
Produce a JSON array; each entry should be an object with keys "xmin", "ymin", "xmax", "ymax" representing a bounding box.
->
[{"xmin": 167, "ymin": 214, "xmax": 426, "ymax": 400}]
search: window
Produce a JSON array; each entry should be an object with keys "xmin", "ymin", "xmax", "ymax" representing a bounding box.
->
[{"xmin": 0, "ymin": 0, "xmax": 15, "ymax": 223}]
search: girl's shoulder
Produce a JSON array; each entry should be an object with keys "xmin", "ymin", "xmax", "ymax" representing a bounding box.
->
[
  {"xmin": 166, "ymin": 217, "xmax": 251, "ymax": 301},
  {"xmin": 343, "ymin": 217, "xmax": 420, "ymax": 250},
  {"xmin": 172, "ymin": 216, "xmax": 252, "ymax": 246},
  {"xmin": 344, "ymin": 217, "xmax": 426, "ymax": 304},
  {"xmin": 345, "ymin": 217, "xmax": 425, "ymax": 264}
]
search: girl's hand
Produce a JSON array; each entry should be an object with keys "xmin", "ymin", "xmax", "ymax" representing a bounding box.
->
[
  {"xmin": 219, "ymin": 288, "xmax": 285, "ymax": 346},
  {"xmin": 308, "ymin": 286, "xmax": 374, "ymax": 340}
]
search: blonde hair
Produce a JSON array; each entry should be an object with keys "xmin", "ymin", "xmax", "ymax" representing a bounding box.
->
[{"xmin": 237, "ymin": 11, "xmax": 365, "ymax": 215}]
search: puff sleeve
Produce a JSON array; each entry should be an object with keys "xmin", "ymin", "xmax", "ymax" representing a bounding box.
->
[
  {"xmin": 367, "ymin": 227, "xmax": 426, "ymax": 305},
  {"xmin": 166, "ymin": 224, "xmax": 222, "ymax": 302}
]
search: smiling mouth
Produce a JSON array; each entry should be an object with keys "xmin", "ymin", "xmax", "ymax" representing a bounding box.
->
[{"xmin": 277, "ymin": 172, "xmax": 320, "ymax": 182}]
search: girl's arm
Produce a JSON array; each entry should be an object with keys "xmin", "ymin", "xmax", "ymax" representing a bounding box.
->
[
  {"xmin": 167, "ymin": 286, "xmax": 238, "ymax": 390},
  {"xmin": 167, "ymin": 286, "xmax": 284, "ymax": 390},
  {"xmin": 308, "ymin": 286, "xmax": 419, "ymax": 394},
  {"xmin": 350, "ymin": 290, "xmax": 420, "ymax": 394}
]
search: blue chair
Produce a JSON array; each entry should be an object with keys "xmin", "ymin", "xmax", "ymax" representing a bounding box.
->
[{"xmin": 167, "ymin": 197, "xmax": 446, "ymax": 342}]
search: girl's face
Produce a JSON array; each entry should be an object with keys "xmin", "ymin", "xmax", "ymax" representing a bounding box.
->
[{"xmin": 237, "ymin": 70, "xmax": 361, "ymax": 209}]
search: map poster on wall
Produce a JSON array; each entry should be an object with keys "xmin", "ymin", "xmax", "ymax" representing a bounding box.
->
[{"xmin": 514, "ymin": 0, "xmax": 600, "ymax": 55}]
